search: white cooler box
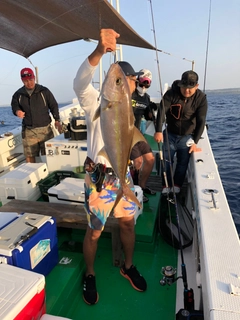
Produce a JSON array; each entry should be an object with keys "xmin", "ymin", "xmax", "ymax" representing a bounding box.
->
[
  {"xmin": 0, "ymin": 162, "xmax": 49, "ymax": 205},
  {"xmin": 0, "ymin": 212, "xmax": 58, "ymax": 276},
  {"xmin": 134, "ymin": 185, "xmax": 143, "ymax": 223},
  {"xmin": 0, "ymin": 263, "xmax": 46, "ymax": 320},
  {"xmin": 45, "ymin": 135, "xmax": 87, "ymax": 173},
  {"xmin": 48, "ymin": 177, "xmax": 85, "ymax": 205}
]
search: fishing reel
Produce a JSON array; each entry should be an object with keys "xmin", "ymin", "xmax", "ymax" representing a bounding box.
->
[
  {"xmin": 61, "ymin": 122, "xmax": 69, "ymax": 133},
  {"xmin": 160, "ymin": 265, "xmax": 177, "ymax": 286}
]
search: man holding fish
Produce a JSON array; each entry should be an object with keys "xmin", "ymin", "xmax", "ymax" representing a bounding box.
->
[{"xmin": 73, "ymin": 29, "xmax": 147, "ymax": 305}]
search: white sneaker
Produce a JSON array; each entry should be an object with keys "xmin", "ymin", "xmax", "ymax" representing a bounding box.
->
[
  {"xmin": 162, "ymin": 187, "xmax": 170, "ymax": 195},
  {"xmin": 171, "ymin": 185, "xmax": 181, "ymax": 194}
]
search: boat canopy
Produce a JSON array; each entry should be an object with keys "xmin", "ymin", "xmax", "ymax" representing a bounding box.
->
[{"xmin": 0, "ymin": 0, "xmax": 157, "ymax": 58}]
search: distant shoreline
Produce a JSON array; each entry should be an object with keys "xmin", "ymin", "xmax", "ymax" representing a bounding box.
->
[
  {"xmin": 0, "ymin": 101, "xmax": 72, "ymax": 108},
  {"xmin": 205, "ymin": 88, "xmax": 240, "ymax": 94}
]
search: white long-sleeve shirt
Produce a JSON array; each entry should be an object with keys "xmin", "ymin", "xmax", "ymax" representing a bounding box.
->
[{"xmin": 73, "ymin": 58, "xmax": 111, "ymax": 167}]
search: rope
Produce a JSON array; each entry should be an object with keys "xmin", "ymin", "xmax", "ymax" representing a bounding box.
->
[
  {"xmin": 203, "ymin": 0, "xmax": 212, "ymax": 93},
  {"xmin": 148, "ymin": 0, "xmax": 163, "ymax": 98}
]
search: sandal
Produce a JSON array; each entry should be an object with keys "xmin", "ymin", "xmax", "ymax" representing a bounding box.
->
[
  {"xmin": 143, "ymin": 195, "xmax": 149, "ymax": 203},
  {"xmin": 143, "ymin": 187, "xmax": 156, "ymax": 195}
]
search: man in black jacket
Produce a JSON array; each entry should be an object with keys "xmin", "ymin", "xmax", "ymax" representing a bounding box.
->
[
  {"xmin": 154, "ymin": 70, "xmax": 208, "ymax": 194},
  {"xmin": 11, "ymin": 68, "xmax": 62, "ymax": 163}
]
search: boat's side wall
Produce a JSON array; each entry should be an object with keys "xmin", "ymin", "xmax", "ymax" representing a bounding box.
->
[{"xmin": 189, "ymin": 127, "xmax": 240, "ymax": 319}]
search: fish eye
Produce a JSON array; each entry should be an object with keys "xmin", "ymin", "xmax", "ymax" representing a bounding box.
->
[{"xmin": 116, "ymin": 77, "xmax": 122, "ymax": 86}]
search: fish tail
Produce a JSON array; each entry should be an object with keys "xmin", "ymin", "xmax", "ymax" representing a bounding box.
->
[
  {"xmin": 113, "ymin": 185, "xmax": 142, "ymax": 209},
  {"xmin": 122, "ymin": 184, "xmax": 142, "ymax": 209},
  {"xmin": 114, "ymin": 188, "xmax": 124, "ymax": 209}
]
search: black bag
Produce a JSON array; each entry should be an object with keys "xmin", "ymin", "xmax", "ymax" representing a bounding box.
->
[
  {"xmin": 176, "ymin": 309, "xmax": 204, "ymax": 319},
  {"xmin": 158, "ymin": 195, "xmax": 194, "ymax": 249}
]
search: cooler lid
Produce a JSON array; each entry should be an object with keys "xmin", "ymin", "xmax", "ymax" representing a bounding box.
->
[
  {"xmin": 0, "ymin": 263, "xmax": 45, "ymax": 320},
  {"xmin": 48, "ymin": 177, "xmax": 85, "ymax": 200},
  {"xmin": 0, "ymin": 162, "xmax": 47, "ymax": 182},
  {"xmin": 0, "ymin": 212, "xmax": 20, "ymax": 229},
  {"xmin": 0, "ymin": 213, "xmax": 53, "ymax": 255}
]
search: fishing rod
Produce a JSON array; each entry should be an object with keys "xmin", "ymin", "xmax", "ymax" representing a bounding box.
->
[
  {"xmin": 203, "ymin": 0, "xmax": 212, "ymax": 93},
  {"xmin": 159, "ymin": 126, "xmax": 194, "ymax": 307},
  {"xmin": 148, "ymin": 0, "xmax": 196, "ymax": 314},
  {"xmin": 157, "ymin": 142, "xmax": 168, "ymax": 188}
]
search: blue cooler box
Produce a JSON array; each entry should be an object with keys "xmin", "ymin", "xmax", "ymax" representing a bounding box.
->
[{"xmin": 0, "ymin": 213, "xmax": 58, "ymax": 275}]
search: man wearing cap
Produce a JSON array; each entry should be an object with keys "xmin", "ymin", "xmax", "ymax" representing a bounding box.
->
[
  {"xmin": 154, "ymin": 70, "xmax": 208, "ymax": 195},
  {"xmin": 11, "ymin": 68, "xmax": 62, "ymax": 163},
  {"xmin": 73, "ymin": 29, "xmax": 147, "ymax": 306},
  {"xmin": 130, "ymin": 69, "xmax": 158, "ymax": 202}
]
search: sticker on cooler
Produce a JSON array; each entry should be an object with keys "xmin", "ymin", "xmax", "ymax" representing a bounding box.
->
[{"xmin": 30, "ymin": 239, "xmax": 51, "ymax": 269}]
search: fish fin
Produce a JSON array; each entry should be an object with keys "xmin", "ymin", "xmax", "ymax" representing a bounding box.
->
[
  {"xmin": 98, "ymin": 147, "xmax": 111, "ymax": 163},
  {"xmin": 92, "ymin": 106, "xmax": 101, "ymax": 121},
  {"xmin": 113, "ymin": 185, "xmax": 142, "ymax": 210},
  {"xmin": 122, "ymin": 184, "xmax": 142, "ymax": 209},
  {"xmin": 131, "ymin": 127, "xmax": 147, "ymax": 149},
  {"xmin": 113, "ymin": 189, "xmax": 124, "ymax": 209},
  {"xmin": 103, "ymin": 101, "xmax": 112, "ymax": 110},
  {"xmin": 93, "ymin": 101, "xmax": 113, "ymax": 121},
  {"xmin": 122, "ymin": 183, "xmax": 142, "ymax": 208}
]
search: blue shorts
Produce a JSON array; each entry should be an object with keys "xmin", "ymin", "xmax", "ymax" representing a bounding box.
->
[{"xmin": 84, "ymin": 171, "xmax": 136, "ymax": 230}]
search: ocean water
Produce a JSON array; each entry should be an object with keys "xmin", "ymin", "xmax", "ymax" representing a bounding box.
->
[
  {"xmin": 1, "ymin": 95, "xmax": 240, "ymax": 232},
  {"xmin": 206, "ymin": 92, "xmax": 240, "ymax": 233}
]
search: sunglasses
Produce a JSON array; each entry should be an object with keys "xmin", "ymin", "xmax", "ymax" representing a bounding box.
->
[
  {"xmin": 21, "ymin": 73, "xmax": 34, "ymax": 78},
  {"xmin": 139, "ymin": 82, "xmax": 150, "ymax": 89}
]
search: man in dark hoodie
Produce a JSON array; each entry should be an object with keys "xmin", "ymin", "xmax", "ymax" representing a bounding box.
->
[
  {"xmin": 154, "ymin": 70, "xmax": 208, "ymax": 194},
  {"xmin": 11, "ymin": 68, "xmax": 62, "ymax": 163}
]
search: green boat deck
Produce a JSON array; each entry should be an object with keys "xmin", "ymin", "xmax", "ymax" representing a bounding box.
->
[
  {"xmin": 45, "ymin": 192, "xmax": 179, "ymax": 319},
  {"xmin": 0, "ymin": 133, "xmax": 180, "ymax": 318}
]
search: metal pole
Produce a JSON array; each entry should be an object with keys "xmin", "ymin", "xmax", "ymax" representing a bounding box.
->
[
  {"xmin": 35, "ymin": 66, "xmax": 39, "ymax": 83},
  {"xmin": 115, "ymin": 0, "xmax": 123, "ymax": 60},
  {"xmin": 27, "ymin": 58, "xmax": 38, "ymax": 83},
  {"xmin": 83, "ymin": 38, "xmax": 102, "ymax": 89}
]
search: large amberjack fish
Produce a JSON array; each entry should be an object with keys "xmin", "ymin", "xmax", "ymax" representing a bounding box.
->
[{"xmin": 93, "ymin": 62, "xmax": 147, "ymax": 208}]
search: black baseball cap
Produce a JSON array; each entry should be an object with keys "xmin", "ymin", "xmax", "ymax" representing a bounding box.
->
[
  {"xmin": 178, "ymin": 70, "xmax": 199, "ymax": 88},
  {"xmin": 117, "ymin": 61, "xmax": 143, "ymax": 77}
]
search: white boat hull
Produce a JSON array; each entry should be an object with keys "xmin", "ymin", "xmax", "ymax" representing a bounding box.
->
[{"xmin": 176, "ymin": 127, "xmax": 240, "ymax": 319}]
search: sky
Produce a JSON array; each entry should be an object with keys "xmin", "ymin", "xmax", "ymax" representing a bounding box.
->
[{"xmin": 0, "ymin": 0, "xmax": 239, "ymax": 106}]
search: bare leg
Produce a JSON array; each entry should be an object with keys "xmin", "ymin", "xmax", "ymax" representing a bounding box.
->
[
  {"xmin": 26, "ymin": 156, "xmax": 36, "ymax": 163},
  {"xmin": 118, "ymin": 217, "xmax": 135, "ymax": 269},
  {"xmin": 137, "ymin": 152, "xmax": 155, "ymax": 189},
  {"xmin": 83, "ymin": 226, "xmax": 102, "ymax": 276}
]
